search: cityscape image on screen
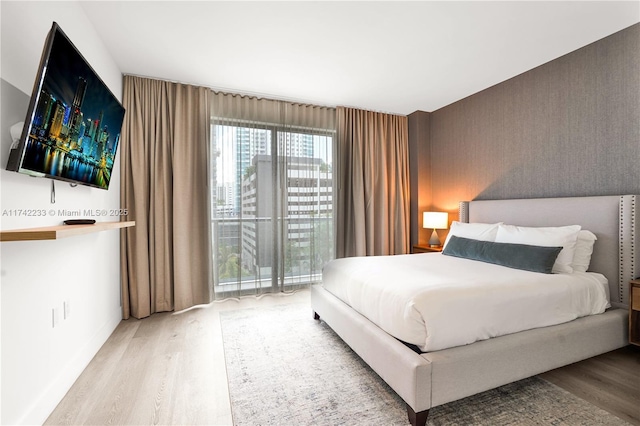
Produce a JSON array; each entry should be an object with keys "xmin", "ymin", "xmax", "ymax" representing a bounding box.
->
[{"xmin": 17, "ymin": 23, "xmax": 125, "ymax": 189}]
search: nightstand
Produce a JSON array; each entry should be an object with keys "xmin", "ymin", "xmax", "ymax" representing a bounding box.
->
[
  {"xmin": 412, "ymin": 244, "xmax": 443, "ymax": 254},
  {"xmin": 630, "ymin": 279, "xmax": 640, "ymax": 347}
]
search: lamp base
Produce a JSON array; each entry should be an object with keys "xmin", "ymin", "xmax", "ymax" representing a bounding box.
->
[{"xmin": 428, "ymin": 229, "xmax": 441, "ymax": 247}]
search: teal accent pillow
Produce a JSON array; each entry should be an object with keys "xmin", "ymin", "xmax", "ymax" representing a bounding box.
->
[{"xmin": 442, "ymin": 235, "xmax": 563, "ymax": 274}]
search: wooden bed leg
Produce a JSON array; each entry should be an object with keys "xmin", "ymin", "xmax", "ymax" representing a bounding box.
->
[
  {"xmin": 313, "ymin": 312, "xmax": 320, "ymax": 320},
  {"xmin": 407, "ymin": 405, "xmax": 429, "ymax": 426}
]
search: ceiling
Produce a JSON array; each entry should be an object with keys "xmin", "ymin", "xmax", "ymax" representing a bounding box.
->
[{"xmin": 80, "ymin": 1, "xmax": 640, "ymax": 115}]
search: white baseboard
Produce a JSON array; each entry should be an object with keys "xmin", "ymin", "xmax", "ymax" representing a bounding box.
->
[{"xmin": 17, "ymin": 306, "xmax": 122, "ymax": 425}]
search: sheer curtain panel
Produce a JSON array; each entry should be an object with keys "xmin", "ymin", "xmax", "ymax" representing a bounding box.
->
[
  {"xmin": 120, "ymin": 76, "xmax": 212, "ymax": 319},
  {"xmin": 335, "ymin": 106, "xmax": 411, "ymax": 258},
  {"xmin": 210, "ymin": 92, "xmax": 335, "ymax": 298}
]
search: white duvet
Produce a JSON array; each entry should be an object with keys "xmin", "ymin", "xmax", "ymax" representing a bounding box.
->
[{"xmin": 321, "ymin": 253, "xmax": 610, "ymax": 352}]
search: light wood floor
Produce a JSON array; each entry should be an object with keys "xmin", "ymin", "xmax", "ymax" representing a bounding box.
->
[
  {"xmin": 540, "ymin": 345, "xmax": 640, "ymax": 425},
  {"xmin": 46, "ymin": 289, "xmax": 640, "ymax": 425}
]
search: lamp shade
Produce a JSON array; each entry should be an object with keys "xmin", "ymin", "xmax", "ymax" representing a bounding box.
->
[{"xmin": 423, "ymin": 212, "xmax": 449, "ymax": 230}]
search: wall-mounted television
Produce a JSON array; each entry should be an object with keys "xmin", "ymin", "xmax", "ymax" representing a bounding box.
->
[{"xmin": 6, "ymin": 22, "xmax": 125, "ymax": 190}]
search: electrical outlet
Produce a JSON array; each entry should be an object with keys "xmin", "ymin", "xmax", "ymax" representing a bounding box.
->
[
  {"xmin": 52, "ymin": 307, "xmax": 59, "ymax": 328},
  {"xmin": 63, "ymin": 300, "xmax": 71, "ymax": 319}
]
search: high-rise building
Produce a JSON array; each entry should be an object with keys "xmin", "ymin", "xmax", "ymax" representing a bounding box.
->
[
  {"xmin": 240, "ymin": 154, "xmax": 332, "ymax": 278},
  {"xmin": 34, "ymin": 90, "xmax": 54, "ymax": 131},
  {"xmin": 278, "ymin": 132, "xmax": 314, "ymax": 158},
  {"xmin": 49, "ymin": 100, "xmax": 66, "ymax": 140},
  {"xmin": 68, "ymin": 77, "xmax": 87, "ymax": 145},
  {"xmin": 72, "ymin": 77, "xmax": 87, "ymax": 110},
  {"xmin": 235, "ymin": 127, "xmax": 270, "ymax": 213}
]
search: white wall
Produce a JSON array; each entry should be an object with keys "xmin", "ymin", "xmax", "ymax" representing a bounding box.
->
[{"xmin": 0, "ymin": 2, "xmax": 124, "ymax": 424}]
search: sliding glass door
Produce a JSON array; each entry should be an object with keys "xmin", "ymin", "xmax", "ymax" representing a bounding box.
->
[{"xmin": 211, "ymin": 122, "xmax": 333, "ymax": 296}]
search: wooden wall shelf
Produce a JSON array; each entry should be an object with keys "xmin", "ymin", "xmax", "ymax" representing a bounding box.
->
[{"xmin": 0, "ymin": 221, "xmax": 135, "ymax": 242}]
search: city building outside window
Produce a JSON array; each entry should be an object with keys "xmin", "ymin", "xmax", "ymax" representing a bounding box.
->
[{"xmin": 211, "ymin": 123, "xmax": 334, "ymax": 296}]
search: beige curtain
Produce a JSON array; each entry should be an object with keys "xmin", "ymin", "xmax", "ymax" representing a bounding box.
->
[
  {"xmin": 336, "ymin": 106, "xmax": 410, "ymax": 257},
  {"xmin": 120, "ymin": 75, "xmax": 212, "ymax": 319}
]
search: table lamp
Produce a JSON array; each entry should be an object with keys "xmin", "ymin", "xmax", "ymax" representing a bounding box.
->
[{"xmin": 423, "ymin": 212, "xmax": 449, "ymax": 247}]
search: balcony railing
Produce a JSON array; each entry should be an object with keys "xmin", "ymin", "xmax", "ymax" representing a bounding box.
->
[{"xmin": 211, "ymin": 215, "xmax": 333, "ymax": 293}]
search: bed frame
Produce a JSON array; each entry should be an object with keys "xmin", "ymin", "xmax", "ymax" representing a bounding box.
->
[{"xmin": 311, "ymin": 195, "xmax": 636, "ymax": 426}]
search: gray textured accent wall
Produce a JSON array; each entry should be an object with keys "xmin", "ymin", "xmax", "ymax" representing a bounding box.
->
[
  {"xmin": 408, "ymin": 110, "xmax": 431, "ymax": 245},
  {"xmin": 429, "ymin": 23, "xmax": 640, "ymax": 212}
]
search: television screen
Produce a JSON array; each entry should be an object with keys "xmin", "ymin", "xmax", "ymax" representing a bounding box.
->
[{"xmin": 6, "ymin": 22, "xmax": 125, "ymax": 190}]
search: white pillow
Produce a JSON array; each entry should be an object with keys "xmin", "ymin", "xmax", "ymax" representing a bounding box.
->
[
  {"xmin": 443, "ymin": 221, "xmax": 502, "ymax": 249},
  {"xmin": 495, "ymin": 224, "xmax": 581, "ymax": 274},
  {"xmin": 571, "ymin": 230, "xmax": 597, "ymax": 273}
]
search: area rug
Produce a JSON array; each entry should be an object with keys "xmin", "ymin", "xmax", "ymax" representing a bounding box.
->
[{"xmin": 220, "ymin": 303, "xmax": 629, "ymax": 426}]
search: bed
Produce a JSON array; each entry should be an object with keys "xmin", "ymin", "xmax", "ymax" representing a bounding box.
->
[{"xmin": 311, "ymin": 195, "xmax": 637, "ymax": 426}]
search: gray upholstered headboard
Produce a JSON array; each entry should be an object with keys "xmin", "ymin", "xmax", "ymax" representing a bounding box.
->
[{"xmin": 459, "ymin": 195, "xmax": 637, "ymax": 307}]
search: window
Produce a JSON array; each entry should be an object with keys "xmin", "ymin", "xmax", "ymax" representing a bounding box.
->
[{"xmin": 211, "ymin": 121, "xmax": 334, "ymax": 296}]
